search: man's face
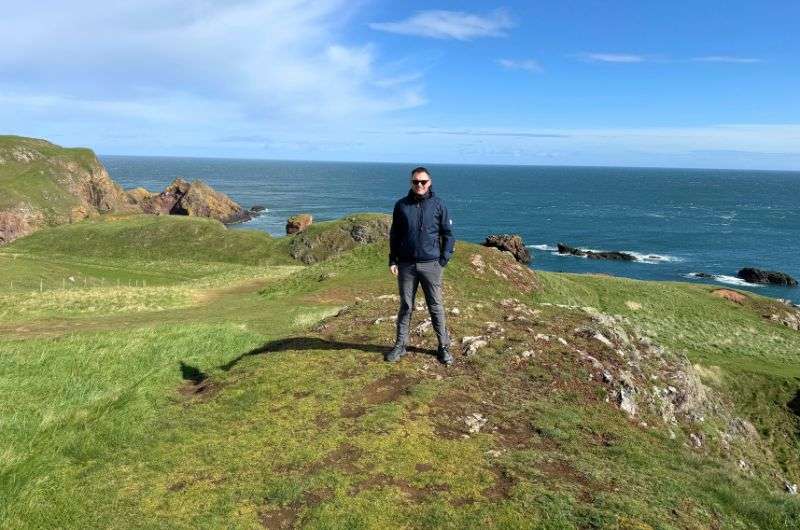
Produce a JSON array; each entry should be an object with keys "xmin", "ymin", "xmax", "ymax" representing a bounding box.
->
[{"xmin": 410, "ymin": 171, "xmax": 431, "ymax": 196}]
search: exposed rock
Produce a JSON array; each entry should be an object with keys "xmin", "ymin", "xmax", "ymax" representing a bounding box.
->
[
  {"xmin": 286, "ymin": 213, "xmax": 313, "ymax": 235},
  {"xmin": 785, "ymin": 481, "xmax": 798, "ymax": 495},
  {"xmin": 464, "ymin": 413, "xmax": 487, "ymax": 433},
  {"xmin": 693, "ymin": 272, "xmax": 715, "ymax": 279},
  {"xmin": 449, "ymin": 307, "xmax": 460, "ymax": 316},
  {"xmin": 461, "ymin": 336, "xmax": 488, "ymax": 356},
  {"xmin": 689, "ymin": 433, "xmax": 704, "ymax": 448},
  {"xmin": 0, "ymin": 210, "xmax": 38, "ymax": 244},
  {"xmin": 482, "ymin": 234, "xmax": 531, "ymax": 264},
  {"xmin": 469, "ymin": 254, "xmax": 485, "ymax": 274},
  {"xmin": 250, "ymin": 204, "xmax": 266, "ymax": 212},
  {"xmin": 768, "ymin": 311, "xmax": 800, "ymax": 331},
  {"xmin": 557, "ymin": 243, "xmax": 636, "ymax": 261},
  {"xmin": 737, "ymin": 267, "xmax": 797, "ymax": 287},
  {"xmin": 618, "ymin": 386, "xmax": 637, "ymax": 417},
  {"xmin": 413, "ymin": 319, "xmax": 432, "ymax": 336},
  {"xmin": 127, "ymin": 178, "xmax": 252, "ymax": 224},
  {"xmin": 625, "ymin": 301, "xmax": 642, "ymax": 311},
  {"xmin": 179, "ymin": 180, "xmax": 252, "ymax": 224},
  {"xmin": 1, "ymin": 136, "xmax": 137, "ymax": 244}
]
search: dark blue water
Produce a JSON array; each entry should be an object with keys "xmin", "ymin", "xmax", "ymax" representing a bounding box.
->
[{"xmin": 101, "ymin": 156, "xmax": 800, "ymax": 300}]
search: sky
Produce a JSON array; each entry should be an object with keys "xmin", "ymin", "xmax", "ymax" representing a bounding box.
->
[{"xmin": 1, "ymin": 0, "xmax": 799, "ymax": 169}]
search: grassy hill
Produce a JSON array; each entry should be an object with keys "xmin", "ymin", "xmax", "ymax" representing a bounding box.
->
[{"xmin": 2, "ymin": 214, "xmax": 800, "ymax": 528}]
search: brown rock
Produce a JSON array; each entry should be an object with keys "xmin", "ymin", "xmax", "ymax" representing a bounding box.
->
[
  {"xmin": 0, "ymin": 211, "xmax": 37, "ymax": 244},
  {"xmin": 287, "ymin": 213, "xmax": 313, "ymax": 235},
  {"xmin": 129, "ymin": 178, "xmax": 251, "ymax": 223},
  {"xmin": 483, "ymin": 234, "xmax": 531, "ymax": 264}
]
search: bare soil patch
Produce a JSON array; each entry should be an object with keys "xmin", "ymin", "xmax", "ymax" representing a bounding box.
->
[
  {"xmin": 361, "ymin": 372, "xmax": 418, "ymax": 405},
  {"xmin": 711, "ymin": 289, "xmax": 747, "ymax": 304}
]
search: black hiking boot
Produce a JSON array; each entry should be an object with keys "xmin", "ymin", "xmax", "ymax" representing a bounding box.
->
[
  {"xmin": 437, "ymin": 345, "xmax": 453, "ymax": 365},
  {"xmin": 384, "ymin": 344, "xmax": 407, "ymax": 363}
]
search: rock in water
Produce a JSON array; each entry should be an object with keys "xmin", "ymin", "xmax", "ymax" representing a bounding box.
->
[
  {"xmin": 737, "ymin": 267, "xmax": 797, "ymax": 287},
  {"xmin": 557, "ymin": 243, "xmax": 636, "ymax": 261},
  {"xmin": 286, "ymin": 213, "xmax": 313, "ymax": 235},
  {"xmin": 127, "ymin": 178, "xmax": 252, "ymax": 224},
  {"xmin": 483, "ymin": 234, "xmax": 532, "ymax": 264}
]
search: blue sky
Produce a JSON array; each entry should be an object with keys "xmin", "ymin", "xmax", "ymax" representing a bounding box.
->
[{"xmin": 1, "ymin": 0, "xmax": 799, "ymax": 169}]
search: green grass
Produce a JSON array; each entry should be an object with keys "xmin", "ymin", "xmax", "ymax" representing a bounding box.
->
[
  {"xmin": 4, "ymin": 214, "xmax": 294, "ymax": 266},
  {"xmin": 0, "ymin": 135, "xmax": 100, "ymax": 215},
  {"xmin": 2, "ymin": 215, "xmax": 800, "ymax": 528}
]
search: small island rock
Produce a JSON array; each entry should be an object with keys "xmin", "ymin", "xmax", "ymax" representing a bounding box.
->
[
  {"xmin": 737, "ymin": 267, "xmax": 797, "ymax": 287},
  {"xmin": 557, "ymin": 243, "xmax": 636, "ymax": 261}
]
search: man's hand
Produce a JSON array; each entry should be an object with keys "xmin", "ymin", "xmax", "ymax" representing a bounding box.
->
[{"xmin": 390, "ymin": 264, "xmax": 398, "ymax": 276}]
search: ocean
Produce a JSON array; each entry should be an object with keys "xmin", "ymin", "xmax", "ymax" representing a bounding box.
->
[{"xmin": 101, "ymin": 156, "xmax": 800, "ymax": 300}]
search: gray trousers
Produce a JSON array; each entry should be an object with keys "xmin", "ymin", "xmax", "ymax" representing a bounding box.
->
[{"xmin": 395, "ymin": 260, "xmax": 450, "ymax": 348}]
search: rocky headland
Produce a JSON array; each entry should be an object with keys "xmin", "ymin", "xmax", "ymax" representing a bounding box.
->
[{"xmin": 0, "ymin": 135, "xmax": 257, "ymax": 245}]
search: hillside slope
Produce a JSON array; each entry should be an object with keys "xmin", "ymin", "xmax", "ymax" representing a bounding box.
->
[{"xmin": 2, "ymin": 214, "xmax": 800, "ymax": 528}]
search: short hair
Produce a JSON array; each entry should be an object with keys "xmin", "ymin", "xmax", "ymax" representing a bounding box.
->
[{"xmin": 410, "ymin": 166, "xmax": 430, "ymax": 178}]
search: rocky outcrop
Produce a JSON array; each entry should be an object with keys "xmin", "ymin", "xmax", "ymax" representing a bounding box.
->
[
  {"xmin": 126, "ymin": 178, "xmax": 253, "ymax": 224},
  {"xmin": 483, "ymin": 234, "xmax": 531, "ymax": 264},
  {"xmin": 286, "ymin": 214, "xmax": 313, "ymax": 235},
  {"xmin": 737, "ymin": 267, "xmax": 797, "ymax": 287},
  {"xmin": 0, "ymin": 136, "xmax": 137, "ymax": 245},
  {"xmin": 287, "ymin": 214, "xmax": 389, "ymax": 264},
  {"xmin": 557, "ymin": 243, "xmax": 636, "ymax": 261},
  {"xmin": 0, "ymin": 210, "xmax": 39, "ymax": 244}
]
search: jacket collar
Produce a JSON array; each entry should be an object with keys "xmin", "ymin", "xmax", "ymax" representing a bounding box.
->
[{"xmin": 407, "ymin": 187, "xmax": 435, "ymax": 202}]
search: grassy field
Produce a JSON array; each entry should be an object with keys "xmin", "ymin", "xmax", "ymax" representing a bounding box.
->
[{"xmin": 2, "ymin": 215, "xmax": 800, "ymax": 528}]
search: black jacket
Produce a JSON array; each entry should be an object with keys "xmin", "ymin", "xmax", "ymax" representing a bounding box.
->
[{"xmin": 389, "ymin": 188, "xmax": 455, "ymax": 266}]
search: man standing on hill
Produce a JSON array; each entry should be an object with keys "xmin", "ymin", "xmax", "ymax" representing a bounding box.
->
[{"xmin": 386, "ymin": 166, "xmax": 455, "ymax": 365}]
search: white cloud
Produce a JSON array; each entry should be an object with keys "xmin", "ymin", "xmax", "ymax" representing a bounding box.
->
[
  {"xmin": 577, "ymin": 53, "xmax": 646, "ymax": 63},
  {"xmin": 369, "ymin": 9, "xmax": 513, "ymax": 40},
  {"xmin": 497, "ymin": 58, "xmax": 543, "ymax": 73},
  {"xmin": 0, "ymin": 0, "xmax": 425, "ymax": 124},
  {"xmin": 691, "ymin": 56, "xmax": 762, "ymax": 63}
]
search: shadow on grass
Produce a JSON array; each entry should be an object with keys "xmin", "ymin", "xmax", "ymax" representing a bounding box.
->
[
  {"xmin": 219, "ymin": 336, "xmax": 436, "ymax": 372},
  {"xmin": 180, "ymin": 361, "xmax": 207, "ymax": 384}
]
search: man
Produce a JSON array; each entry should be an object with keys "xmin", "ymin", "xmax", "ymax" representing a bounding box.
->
[{"xmin": 386, "ymin": 166, "xmax": 455, "ymax": 365}]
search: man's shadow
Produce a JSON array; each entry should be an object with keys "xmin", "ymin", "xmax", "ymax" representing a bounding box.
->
[{"xmin": 219, "ymin": 337, "xmax": 437, "ymax": 372}]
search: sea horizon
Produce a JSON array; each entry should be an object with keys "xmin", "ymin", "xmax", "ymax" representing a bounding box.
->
[
  {"xmin": 102, "ymin": 155, "xmax": 800, "ymax": 301},
  {"xmin": 99, "ymin": 152, "xmax": 800, "ymax": 174}
]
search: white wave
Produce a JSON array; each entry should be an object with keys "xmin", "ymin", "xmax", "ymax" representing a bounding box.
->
[
  {"xmin": 548, "ymin": 245, "xmax": 683, "ymax": 264},
  {"xmin": 622, "ymin": 251, "xmax": 685, "ymax": 264},
  {"xmin": 713, "ymin": 275, "xmax": 762, "ymax": 287},
  {"xmin": 684, "ymin": 272, "xmax": 762, "ymax": 288},
  {"xmin": 527, "ymin": 244, "xmax": 557, "ymax": 251}
]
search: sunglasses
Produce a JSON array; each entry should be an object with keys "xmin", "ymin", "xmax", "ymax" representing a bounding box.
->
[{"xmin": 411, "ymin": 179, "xmax": 431, "ymax": 186}]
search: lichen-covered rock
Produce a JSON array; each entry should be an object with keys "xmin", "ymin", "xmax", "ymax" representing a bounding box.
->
[{"xmin": 286, "ymin": 213, "xmax": 313, "ymax": 235}]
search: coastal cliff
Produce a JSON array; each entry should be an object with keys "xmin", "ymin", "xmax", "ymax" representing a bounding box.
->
[
  {"xmin": 0, "ymin": 135, "xmax": 254, "ymax": 244},
  {"xmin": 0, "ymin": 136, "xmax": 135, "ymax": 243}
]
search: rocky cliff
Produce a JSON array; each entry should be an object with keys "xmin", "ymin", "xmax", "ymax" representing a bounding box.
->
[
  {"xmin": 0, "ymin": 136, "xmax": 254, "ymax": 244},
  {"xmin": 0, "ymin": 136, "xmax": 136, "ymax": 244}
]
